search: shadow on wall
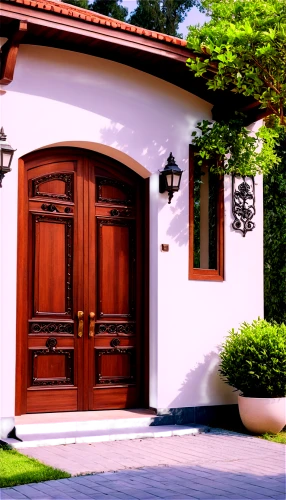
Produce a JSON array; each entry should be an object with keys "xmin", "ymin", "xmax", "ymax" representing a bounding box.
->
[
  {"xmin": 12, "ymin": 47, "xmax": 198, "ymax": 171},
  {"xmin": 165, "ymin": 180, "xmax": 190, "ymax": 246},
  {"xmin": 168, "ymin": 351, "xmax": 239, "ymax": 426}
]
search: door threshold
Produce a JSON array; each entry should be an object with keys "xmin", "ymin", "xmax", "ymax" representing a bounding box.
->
[{"xmin": 15, "ymin": 409, "xmax": 156, "ymax": 426}]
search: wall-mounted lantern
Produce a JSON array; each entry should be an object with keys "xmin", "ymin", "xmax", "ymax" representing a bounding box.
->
[
  {"xmin": 159, "ymin": 152, "xmax": 183, "ymax": 204},
  {"xmin": 0, "ymin": 127, "xmax": 16, "ymax": 188}
]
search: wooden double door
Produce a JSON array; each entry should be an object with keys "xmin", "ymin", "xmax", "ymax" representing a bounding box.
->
[{"xmin": 16, "ymin": 148, "xmax": 146, "ymax": 414}]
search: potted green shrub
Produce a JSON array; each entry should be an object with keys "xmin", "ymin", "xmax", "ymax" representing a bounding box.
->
[{"xmin": 219, "ymin": 319, "xmax": 286, "ymax": 434}]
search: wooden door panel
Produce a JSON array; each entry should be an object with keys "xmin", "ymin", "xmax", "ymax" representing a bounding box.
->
[
  {"xmin": 98, "ymin": 220, "xmax": 135, "ymax": 318},
  {"xmin": 31, "ymin": 170, "xmax": 74, "ymax": 202},
  {"xmin": 97, "ymin": 178, "xmax": 133, "ymax": 205},
  {"xmin": 33, "ymin": 216, "xmax": 72, "ymax": 316},
  {"xmin": 27, "ymin": 389, "xmax": 78, "ymax": 413},
  {"xmin": 95, "ymin": 348, "xmax": 135, "ymax": 385},
  {"xmin": 92, "ymin": 387, "xmax": 138, "ymax": 410},
  {"xmin": 31, "ymin": 350, "xmax": 73, "ymax": 385}
]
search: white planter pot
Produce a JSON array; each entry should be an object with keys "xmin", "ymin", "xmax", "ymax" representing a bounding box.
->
[{"xmin": 238, "ymin": 395, "xmax": 286, "ymax": 434}]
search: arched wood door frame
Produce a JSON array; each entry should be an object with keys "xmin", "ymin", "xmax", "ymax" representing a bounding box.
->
[{"xmin": 16, "ymin": 147, "xmax": 149, "ymax": 415}]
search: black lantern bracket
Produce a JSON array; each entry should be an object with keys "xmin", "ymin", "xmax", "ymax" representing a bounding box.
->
[
  {"xmin": 159, "ymin": 152, "xmax": 183, "ymax": 204},
  {"xmin": 0, "ymin": 127, "xmax": 16, "ymax": 187},
  {"xmin": 232, "ymin": 175, "xmax": 256, "ymax": 237}
]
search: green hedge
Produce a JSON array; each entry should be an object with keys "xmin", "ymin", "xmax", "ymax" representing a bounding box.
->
[
  {"xmin": 264, "ymin": 127, "xmax": 286, "ymax": 324},
  {"xmin": 219, "ymin": 319, "xmax": 286, "ymax": 398}
]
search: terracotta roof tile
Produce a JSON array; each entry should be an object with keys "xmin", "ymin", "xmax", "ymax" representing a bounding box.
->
[{"xmin": 5, "ymin": 0, "xmax": 188, "ymax": 47}]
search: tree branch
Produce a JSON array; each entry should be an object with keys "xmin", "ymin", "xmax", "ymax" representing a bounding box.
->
[{"xmin": 251, "ymin": 56, "xmax": 275, "ymax": 83}]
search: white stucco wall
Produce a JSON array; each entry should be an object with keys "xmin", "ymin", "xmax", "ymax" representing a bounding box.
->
[{"xmin": 0, "ymin": 45, "xmax": 263, "ymax": 431}]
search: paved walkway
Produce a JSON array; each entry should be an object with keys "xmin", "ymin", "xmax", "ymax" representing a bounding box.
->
[{"xmin": 1, "ymin": 429, "xmax": 285, "ymax": 499}]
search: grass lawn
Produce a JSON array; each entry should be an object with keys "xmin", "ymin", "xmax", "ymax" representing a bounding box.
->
[
  {"xmin": 211, "ymin": 421, "xmax": 286, "ymax": 444},
  {"xmin": 0, "ymin": 444, "xmax": 70, "ymax": 488},
  {"xmin": 260, "ymin": 431, "xmax": 286, "ymax": 444}
]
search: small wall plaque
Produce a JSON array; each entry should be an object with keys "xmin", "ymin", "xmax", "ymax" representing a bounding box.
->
[{"xmin": 161, "ymin": 244, "xmax": 169, "ymax": 252}]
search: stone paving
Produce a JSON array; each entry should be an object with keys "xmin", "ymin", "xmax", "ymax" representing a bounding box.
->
[{"xmin": 1, "ymin": 429, "xmax": 285, "ymax": 499}]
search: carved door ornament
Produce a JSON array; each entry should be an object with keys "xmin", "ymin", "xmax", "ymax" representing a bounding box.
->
[
  {"xmin": 46, "ymin": 337, "xmax": 57, "ymax": 351},
  {"xmin": 110, "ymin": 209, "xmax": 131, "ymax": 217},
  {"xmin": 32, "ymin": 337, "xmax": 73, "ymax": 386},
  {"xmin": 41, "ymin": 203, "xmax": 60, "ymax": 213},
  {"xmin": 110, "ymin": 338, "xmax": 120, "ymax": 348},
  {"xmin": 33, "ymin": 173, "xmax": 73, "ymax": 201},
  {"xmin": 232, "ymin": 175, "xmax": 255, "ymax": 237}
]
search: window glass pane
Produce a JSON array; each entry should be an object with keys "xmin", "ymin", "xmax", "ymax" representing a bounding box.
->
[
  {"xmin": 193, "ymin": 160, "xmax": 217, "ymax": 270},
  {"xmin": 208, "ymin": 170, "xmax": 218, "ymax": 269}
]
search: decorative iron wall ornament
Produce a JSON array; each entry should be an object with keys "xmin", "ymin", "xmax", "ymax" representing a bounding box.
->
[{"xmin": 232, "ymin": 175, "xmax": 256, "ymax": 237}]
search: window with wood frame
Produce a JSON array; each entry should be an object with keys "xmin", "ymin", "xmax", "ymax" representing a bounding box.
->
[{"xmin": 189, "ymin": 145, "xmax": 224, "ymax": 281}]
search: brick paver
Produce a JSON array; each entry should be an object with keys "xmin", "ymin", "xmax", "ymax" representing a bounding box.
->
[{"xmin": 1, "ymin": 429, "xmax": 285, "ymax": 499}]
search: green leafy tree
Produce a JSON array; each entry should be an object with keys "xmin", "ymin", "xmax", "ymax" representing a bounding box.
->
[
  {"xmin": 90, "ymin": 0, "xmax": 128, "ymax": 21},
  {"xmin": 62, "ymin": 0, "xmax": 89, "ymax": 8},
  {"xmin": 61, "ymin": 0, "xmax": 128, "ymax": 21},
  {"xmin": 187, "ymin": 0, "xmax": 286, "ymax": 125},
  {"xmin": 129, "ymin": 0, "xmax": 196, "ymax": 37},
  {"xmin": 191, "ymin": 115, "xmax": 280, "ymax": 176}
]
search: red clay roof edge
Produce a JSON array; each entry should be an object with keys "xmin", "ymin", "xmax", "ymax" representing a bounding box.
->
[{"xmin": 8, "ymin": 0, "xmax": 188, "ymax": 47}]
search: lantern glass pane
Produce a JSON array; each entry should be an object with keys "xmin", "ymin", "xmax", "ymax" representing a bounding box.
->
[
  {"xmin": 166, "ymin": 173, "xmax": 173, "ymax": 188},
  {"xmin": 173, "ymin": 173, "xmax": 181, "ymax": 187},
  {"xmin": 2, "ymin": 151, "xmax": 12, "ymax": 168}
]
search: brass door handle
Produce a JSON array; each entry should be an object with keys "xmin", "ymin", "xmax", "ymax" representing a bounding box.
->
[
  {"xmin": 77, "ymin": 311, "xmax": 84, "ymax": 338},
  {"xmin": 89, "ymin": 312, "xmax": 95, "ymax": 337}
]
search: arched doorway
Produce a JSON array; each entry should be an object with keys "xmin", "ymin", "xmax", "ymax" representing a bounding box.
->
[{"xmin": 16, "ymin": 148, "xmax": 147, "ymax": 414}]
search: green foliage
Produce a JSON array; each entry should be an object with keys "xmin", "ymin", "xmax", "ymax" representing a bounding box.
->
[
  {"xmin": 129, "ymin": 0, "xmax": 196, "ymax": 37},
  {"xmin": 90, "ymin": 0, "xmax": 128, "ymax": 21},
  {"xmin": 62, "ymin": 0, "xmax": 89, "ymax": 8},
  {"xmin": 186, "ymin": 0, "xmax": 286, "ymax": 125},
  {"xmin": 191, "ymin": 115, "xmax": 280, "ymax": 176},
  {"xmin": 61, "ymin": 0, "xmax": 128, "ymax": 21},
  {"xmin": 264, "ymin": 125, "xmax": 286, "ymax": 324},
  {"xmin": 0, "ymin": 445, "xmax": 70, "ymax": 488},
  {"xmin": 219, "ymin": 319, "xmax": 286, "ymax": 398}
]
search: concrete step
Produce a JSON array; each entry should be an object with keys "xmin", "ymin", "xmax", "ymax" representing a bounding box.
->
[
  {"xmin": 2, "ymin": 424, "xmax": 208, "ymax": 449},
  {"xmin": 15, "ymin": 415, "xmax": 163, "ymax": 436}
]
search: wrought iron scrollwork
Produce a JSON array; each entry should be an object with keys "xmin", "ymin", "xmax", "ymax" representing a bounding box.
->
[
  {"xmin": 30, "ymin": 322, "xmax": 73, "ymax": 334},
  {"xmin": 97, "ymin": 324, "xmax": 134, "ymax": 334},
  {"xmin": 232, "ymin": 175, "xmax": 256, "ymax": 237}
]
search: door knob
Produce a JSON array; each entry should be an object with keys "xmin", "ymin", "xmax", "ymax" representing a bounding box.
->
[
  {"xmin": 89, "ymin": 312, "xmax": 95, "ymax": 337},
  {"xmin": 77, "ymin": 311, "xmax": 84, "ymax": 338}
]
